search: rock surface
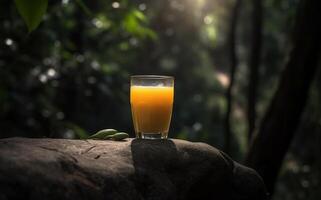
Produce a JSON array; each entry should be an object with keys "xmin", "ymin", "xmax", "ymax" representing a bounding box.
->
[{"xmin": 0, "ymin": 138, "xmax": 267, "ymax": 200}]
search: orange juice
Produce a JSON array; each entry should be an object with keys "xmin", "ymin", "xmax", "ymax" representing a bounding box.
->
[{"xmin": 130, "ymin": 85, "xmax": 174, "ymax": 138}]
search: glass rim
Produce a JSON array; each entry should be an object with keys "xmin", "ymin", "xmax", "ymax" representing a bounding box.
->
[{"xmin": 131, "ymin": 75, "xmax": 174, "ymax": 80}]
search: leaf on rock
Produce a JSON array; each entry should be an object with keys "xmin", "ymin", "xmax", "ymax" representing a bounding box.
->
[
  {"xmin": 104, "ymin": 132, "xmax": 129, "ymax": 141},
  {"xmin": 89, "ymin": 129, "xmax": 118, "ymax": 139}
]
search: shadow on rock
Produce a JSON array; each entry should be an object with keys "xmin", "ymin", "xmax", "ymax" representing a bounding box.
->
[{"xmin": 131, "ymin": 139, "xmax": 179, "ymax": 200}]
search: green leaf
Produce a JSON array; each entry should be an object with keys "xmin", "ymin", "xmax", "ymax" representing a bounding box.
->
[
  {"xmin": 122, "ymin": 9, "xmax": 157, "ymax": 40},
  {"xmin": 89, "ymin": 129, "xmax": 118, "ymax": 139},
  {"xmin": 14, "ymin": 0, "xmax": 48, "ymax": 32},
  {"xmin": 132, "ymin": 10, "xmax": 147, "ymax": 22},
  {"xmin": 104, "ymin": 132, "xmax": 129, "ymax": 141}
]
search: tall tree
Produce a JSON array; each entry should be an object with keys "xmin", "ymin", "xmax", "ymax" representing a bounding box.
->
[
  {"xmin": 247, "ymin": 0, "xmax": 263, "ymax": 141},
  {"xmin": 246, "ymin": 0, "xmax": 321, "ymax": 194},
  {"xmin": 224, "ymin": 0, "xmax": 242, "ymax": 153}
]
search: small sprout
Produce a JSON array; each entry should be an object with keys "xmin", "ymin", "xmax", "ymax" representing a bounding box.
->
[{"xmin": 88, "ymin": 129, "xmax": 117, "ymax": 139}]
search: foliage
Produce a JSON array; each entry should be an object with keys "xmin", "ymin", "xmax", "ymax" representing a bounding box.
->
[{"xmin": 14, "ymin": 0, "xmax": 48, "ymax": 32}]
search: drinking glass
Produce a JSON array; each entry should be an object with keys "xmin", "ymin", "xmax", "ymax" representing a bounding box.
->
[{"xmin": 130, "ymin": 75, "xmax": 174, "ymax": 139}]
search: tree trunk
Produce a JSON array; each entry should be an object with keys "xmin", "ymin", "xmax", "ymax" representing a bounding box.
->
[
  {"xmin": 246, "ymin": 0, "xmax": 321, "ymax": 194},
  {"xmin": 224, "ymin": 0, "xmax": 242, "ymax": 153},
  {"xmin": 247, "ymin": 0, "xmax": 263, "ymax": 142}
]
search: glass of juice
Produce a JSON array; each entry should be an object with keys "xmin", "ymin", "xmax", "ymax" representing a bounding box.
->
[{"xmin": 130, "ymin": 75, "xmax": 174, "ymax": 139}]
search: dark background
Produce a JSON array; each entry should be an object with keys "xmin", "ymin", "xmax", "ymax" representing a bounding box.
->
[{"xmin": 0, "ymin": 0, "xmax": 320, "ymax": 199}]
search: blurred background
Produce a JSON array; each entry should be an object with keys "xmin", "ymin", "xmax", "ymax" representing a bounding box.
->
[{"xmin": 0, "ymin": 0, "xmax": 320, "ymax": 199}]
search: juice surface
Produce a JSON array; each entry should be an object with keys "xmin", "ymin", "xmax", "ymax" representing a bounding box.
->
[{"xmin": 130, "ymin": 86, "xmax": 174, "ymax": 134}]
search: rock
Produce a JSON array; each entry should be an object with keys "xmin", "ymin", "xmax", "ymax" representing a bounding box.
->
[{"xmin": 0, "ymin": 138, "xmax": 267, "ymax": 200}]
